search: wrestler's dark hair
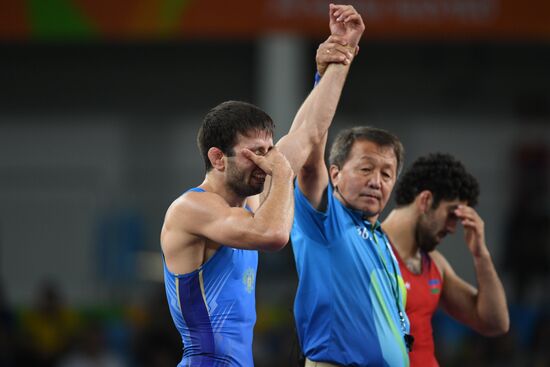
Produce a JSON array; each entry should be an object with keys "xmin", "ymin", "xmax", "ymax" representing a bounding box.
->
[
  {"xmin": 395, "ymin": 153, "xmax": 479, "ymax": 208},
  {"xmin": 329, "ymin": 126, "xmax": 405, "ymax": 176},
  {"xmin": 197, "ymin": 101, "xmax": 275, "ymax": 172}
]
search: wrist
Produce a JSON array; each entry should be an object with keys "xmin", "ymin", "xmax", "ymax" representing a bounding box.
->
[
  {"xmin": 473, "ymin": 246, "xmax": 491, "ymax": 260},
  {"xmin": 345, "ymin": 44, "xmax": 358, "ymax": 58},
  {"xmin": 341, "ymin": 45, "xmax": 358, "ymax": 66},
  {"xmin": 272, "ymin": 167, "xmax": 294, "ymax": 182},
  {"xmin": 314, "ymin": 72, "xmax": 322, "ymax": 86}
]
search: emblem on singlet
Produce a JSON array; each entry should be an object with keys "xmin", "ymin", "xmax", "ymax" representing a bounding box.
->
[
  {"xmin": 242, "ymin": 268, "xmax": 255, "ymax": 294},
  {"xmin": 429, "ymin": 279, "xmax": 441, "ymax": 294}
]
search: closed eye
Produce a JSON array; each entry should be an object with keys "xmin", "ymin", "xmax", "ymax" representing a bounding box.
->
[{"xmin": 253, "ymin": 147, "xmax": 271, "ymax": 156}]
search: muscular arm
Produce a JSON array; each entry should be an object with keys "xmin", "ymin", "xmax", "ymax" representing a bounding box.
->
[
  {"xmin": 279, "ymin": 62, "xmax": 349, "ymax": 193},
  {"xmin": 433, "ymin": 206, "xmax": 509, "ymax": 336},
  {"xmin": 275, "ymin": 4, "xmax": 365, "ymax": 208},
  {"xmin": 168, "ymin": 172, "xmax": 293, "ymax": 248},
  {"xmin": 161, "ymin": 149, "xmax": 294, "ymax": 274}
]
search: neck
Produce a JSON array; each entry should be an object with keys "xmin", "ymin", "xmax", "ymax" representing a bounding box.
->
[
  {"xmin": 201, "ymin": 172, "xmax": 248, "ymax": 208},
  {"xmin": 381, "ymin": 206, "xmax": 420, "ymax": 260}
]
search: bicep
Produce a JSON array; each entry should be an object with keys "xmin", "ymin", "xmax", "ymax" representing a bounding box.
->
[
  {"xmin": 297, "ymin": 133, "xmax": 329, "ymax": 209},
  {"xmin": 191, "ymin": 199, "xmax": 286, "ymax": 250},
  {"xmin": 167, "ymin": 193, "xmax": 272, "ymax": 251},
  {"xmin": 298, "ymin": 163, "xmax": 328, "ymax": 210},
  {"xmin": 197, "ymin": 207, "xmax": 264, "ymax": 249},
  {"xmin": 275, "ymin": 131, "xmax": 329, "ymax": 209},
  {"xmin": 276, "ymin": 131, "xmax": 312, "ymax": 175}
]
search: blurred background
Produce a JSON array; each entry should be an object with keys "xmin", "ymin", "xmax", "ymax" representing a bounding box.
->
[{"xmin": 0, "ymin": 0, "xmax": 549, "ymax": 366}]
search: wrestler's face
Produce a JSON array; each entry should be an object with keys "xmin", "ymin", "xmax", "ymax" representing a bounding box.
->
[
  {"xmin": 225, "ymin": 130, "xmax": 273, "ymax": 197},
  {"xmin": 416, "ymin": 199, "xmax": 465, "ymax": 252},
  {"xmin": 331, "ymin": 140, "xmax": 397, "ymax": 223}
]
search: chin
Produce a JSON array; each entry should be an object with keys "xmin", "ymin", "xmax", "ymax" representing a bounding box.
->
[
  {"xmin": 362, "ymin": 203, "xmax": 381, "ymax": 214},
  {"xmin": 359, "ymin": 207, "xmax": 380, "ymax": 219}
]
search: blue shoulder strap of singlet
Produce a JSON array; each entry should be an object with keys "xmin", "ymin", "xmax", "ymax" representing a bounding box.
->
[
  {"xmin": 184, "ymin": 187, "xmax": 252, "ymax": 212},
  {"xmin": 187, "ymin": 187, "xmax": 205, "ymax": 193}
]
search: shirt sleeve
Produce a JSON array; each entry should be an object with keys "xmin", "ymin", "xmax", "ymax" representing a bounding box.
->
[{"xmin": 292, "ymin": 179, "xmax": 328, "ymax": 244}]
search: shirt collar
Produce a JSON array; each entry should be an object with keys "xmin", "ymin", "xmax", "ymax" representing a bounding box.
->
[{"xmin": 363, "ymin": 219, "xmax": 382, "ymax": 233}]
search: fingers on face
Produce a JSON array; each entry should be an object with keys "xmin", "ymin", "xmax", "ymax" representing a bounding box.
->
[
  {"xmin": 461, "ymin": 218, "xmax": 477, "ymax": 228},
  {"xmin": 240, "ymin": 148, "xmax": 261, "ymax": 163},
  {"xmin": 456, "ymin": 208, "xmax": 484, "ymax": 232},
  {"xmin": 241, "ymin": 148, "xmax": 265, "ymax": 166},
  {"xmin": 455, "ymin": 206, "xmax": 480, "ymax": 221}
]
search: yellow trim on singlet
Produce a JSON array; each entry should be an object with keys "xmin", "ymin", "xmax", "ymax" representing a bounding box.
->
[
  {"xmin": 199, "ymin": 270, "xmax": 209, "ymax": 312},
  {"xmin": 175, "ymin": 277, "xmax": 181, "ymax": 311}
]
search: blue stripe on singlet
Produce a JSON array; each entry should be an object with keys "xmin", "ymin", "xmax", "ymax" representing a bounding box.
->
[{"xmin": 178, "ymin": 272, "xmax": 215, "ymax": 364}]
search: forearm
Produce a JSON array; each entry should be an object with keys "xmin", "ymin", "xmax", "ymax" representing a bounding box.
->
[
  {"xmin": 290, "ymin": 61, "xmax": 350, "ymax": 141},
  {"xmin": 307, "ymin": 62, "xmax": 350, "ymax": 140},
  {"xmin": 473, "ymin": 252, "xmax": 510, "ymax": 335},
  {"xmin": 279, "ymin": 62, "xmax": 350, "ymax": 176},
  {"xmin": 253, "ymin": 171, "xmax": 294, "ymax": 250}
]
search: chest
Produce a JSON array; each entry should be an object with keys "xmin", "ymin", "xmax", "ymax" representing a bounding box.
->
[{"xmin": 401, "ymin": 265, "xmax": 442, "ymax": 314}]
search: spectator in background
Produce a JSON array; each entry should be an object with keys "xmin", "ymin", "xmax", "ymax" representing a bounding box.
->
[
  {"xmin": 19, "ymin": 281, "xmax": 79, "ymax": 367},
  {"xmin": 503, "ymin": 143, "xmax": 550, "ymax": 303},
  {"xmin": 132, "ymin": 285, "xmax": 181, "ymax": 367},
  {"xmin": 57, "ymin": 319, "xmax": 124, "ymax": 367},
  {"xmin": 0, "ymin": 283, "xmax": 16, "ymax": 366},
  {"xmin": 530, "ymin": 312, "xmax": 550, "ymax": 366}
]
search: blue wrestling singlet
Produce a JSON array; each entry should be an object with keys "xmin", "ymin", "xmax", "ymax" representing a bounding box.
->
[{"xmin": 163, "ymin": 188, "xmax": 258, "ymax": 366}]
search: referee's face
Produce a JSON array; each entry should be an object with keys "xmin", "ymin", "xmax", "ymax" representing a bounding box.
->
[{"xmin": 331, "ymin": 140, "xmax": 398, "ymax": 222}]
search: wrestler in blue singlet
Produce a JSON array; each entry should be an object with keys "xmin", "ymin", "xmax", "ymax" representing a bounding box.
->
[{"xmin": 163, "ymin": 188, "xmax": 258, "ymax": 366}]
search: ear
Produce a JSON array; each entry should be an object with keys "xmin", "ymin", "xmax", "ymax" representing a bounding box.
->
[
  {"xmin": 329, "ymin": 165, "xmax": 340, "ymax": 187},
  {"xmin": 207, "ymin": 147, "xmax": 226, "ymax": 171},
  {"xmin": 417, "ymin": 190, "xmax": 433, "ymax": 213}
]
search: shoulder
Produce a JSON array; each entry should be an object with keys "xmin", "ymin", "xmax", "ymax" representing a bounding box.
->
[
  {"xmin": 164, "ymin": 190, "xmax": 231, "ymax": 230},
  {"xmin": 428, "ymin": 250, "xmax": 453, "ymax": 280}
]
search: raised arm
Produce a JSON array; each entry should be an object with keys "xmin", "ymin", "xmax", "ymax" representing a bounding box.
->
[
  {"xmin": 276, "ymin": 4, "xmax": 365, "ymax": 208},
  {"xmin": 434, "ymin": 206, "xmax": 509, "ymax": 336}
]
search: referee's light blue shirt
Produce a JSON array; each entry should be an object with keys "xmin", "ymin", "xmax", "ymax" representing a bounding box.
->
[{"xmin": 292, "ymin": 182, "xmax": 410, "ymax": 366}]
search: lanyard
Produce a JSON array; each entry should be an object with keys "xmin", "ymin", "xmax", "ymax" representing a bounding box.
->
[
  {"xmin": 337, "ymin": 192, "xmax": 415, "ymax": 351},
  {"xmin": 369, "ymin": 224, "xmax": 408, "ymax": 336}
]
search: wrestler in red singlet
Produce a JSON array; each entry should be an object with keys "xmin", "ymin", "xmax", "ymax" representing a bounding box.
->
[{"xmin": 392, "ymin": 245, "xmax": 442, "ymax": 367}]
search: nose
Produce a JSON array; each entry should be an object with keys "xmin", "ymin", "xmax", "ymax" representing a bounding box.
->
[{"xmin": 367, "ymin": 171, "xmax": 381, "ymax": 189}]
